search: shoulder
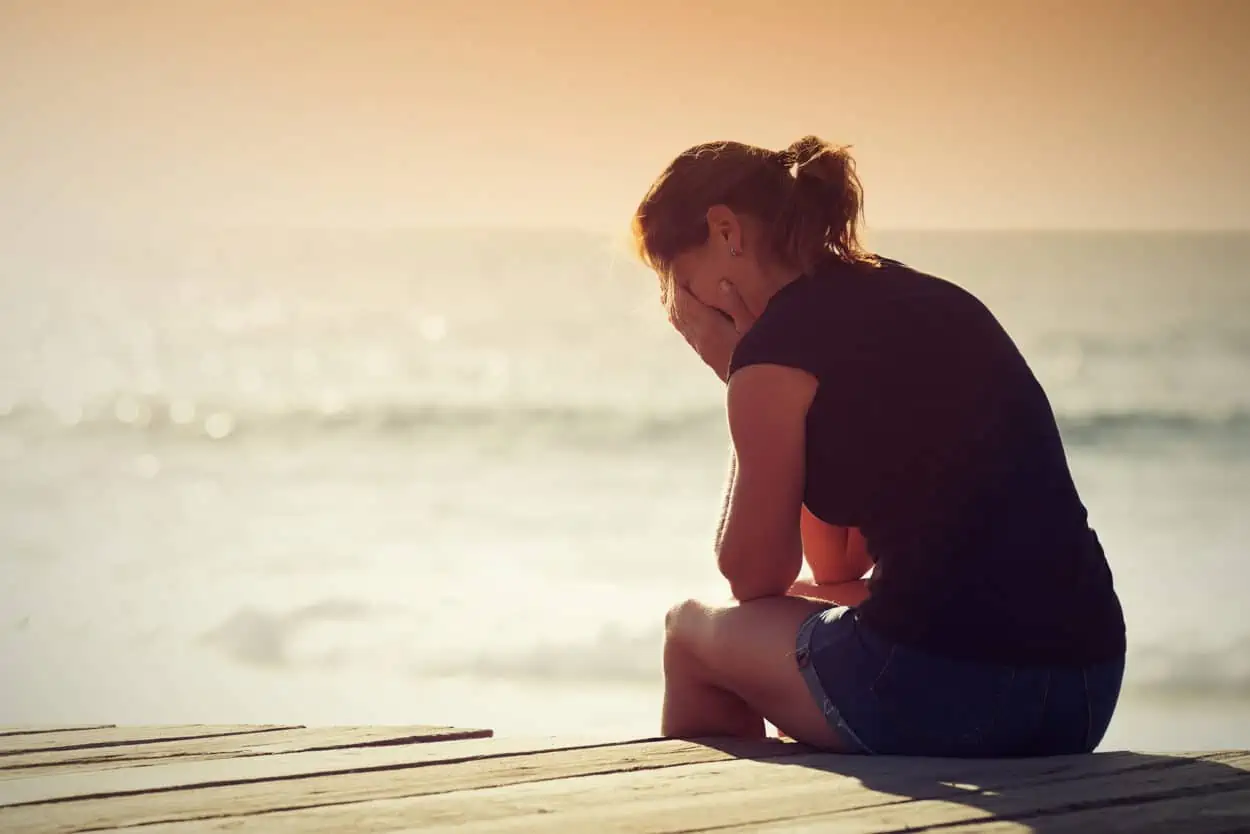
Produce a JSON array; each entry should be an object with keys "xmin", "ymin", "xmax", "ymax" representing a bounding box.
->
[
  {"xmin": 744, "ymin": 274, "xmax": 827, "ymax": 332},
  {"xmin": 730, "ymin": 300, "xmax": 814, "ymax": 380},
  {"xmin": 729, "ymin": 272, "xmax": 839, "ymax": 378},
  {"xmin": 726, "ymin": 364, "xmax": 818, "ymax": 442},
  {"xmin": 870, "ymin": 256, "xmax": 988, "ymax": 311},
  {"xmin": 729, "ymin": 257, "xmax": 885, "ymax": 378}
]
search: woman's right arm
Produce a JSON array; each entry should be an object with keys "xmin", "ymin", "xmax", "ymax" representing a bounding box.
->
[{"xmin": 800, "ymin": 506, "xmax": 873, "ymax": 584}]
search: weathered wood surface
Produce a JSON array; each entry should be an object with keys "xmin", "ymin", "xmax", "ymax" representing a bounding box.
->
[
  {"xmin": 0, "ymin": 733, "xmax": 608, "ymax": 806},
  {"xmin": 0, "ymin": 725, "xmax": 1245, "ymax": 834},
  {"xmin": 118, "ymin": 750, "xmax": 1250, "ymax": 834},
  {"xmin": 0, "ymin": 724, "xmax": 492, "ymax": 776},
  {"xmin": 0, "ymin": 724, "xmax": 299, "ymax": 756},
  {"xmin": 0, "ymin": 726, "xmax": 116, "ymax": 738}
]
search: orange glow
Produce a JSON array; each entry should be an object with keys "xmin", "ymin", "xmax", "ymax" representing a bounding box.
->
[{"xmin": 1, "ymin": 0, "xmax": 1247, "ymax": 231}]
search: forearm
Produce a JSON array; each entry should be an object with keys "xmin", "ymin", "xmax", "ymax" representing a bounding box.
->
[
  {"xmin": 723, "ymin": 547, "xmax": 802, "ymax": 602},
  {"xmin": 846, "ymin": 527, "xmax": 871, "ymax": 568},
  {"xmin": 801, "ymin": 507, "xmax": 874, "ymax": 584},
  {"xmin": 788, "ymin": 578, "xmax": 871, "ymax": 607},
  {"xmin": 715, "ymin": 452, "xmax": 802, "ymax": 600}
]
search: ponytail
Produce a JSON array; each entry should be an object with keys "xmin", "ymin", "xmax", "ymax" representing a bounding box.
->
[{"xmin": 771, "ymin": 135, "xmax": 875, "ymax": 271}]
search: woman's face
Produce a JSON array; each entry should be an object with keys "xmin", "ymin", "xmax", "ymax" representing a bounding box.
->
[{"xmin": 667, "ymin": 206, "xmax": 766, "ymax": 330}]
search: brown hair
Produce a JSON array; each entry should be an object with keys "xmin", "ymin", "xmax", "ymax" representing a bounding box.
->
[{"xmin": 632, "ymin": 136, "xmax": 875, "ymax": 302}]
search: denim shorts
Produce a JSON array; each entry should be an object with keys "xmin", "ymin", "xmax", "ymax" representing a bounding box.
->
[{"xmin": 795, "ymin": 605, "xmax": 1125, "ymax": 757}]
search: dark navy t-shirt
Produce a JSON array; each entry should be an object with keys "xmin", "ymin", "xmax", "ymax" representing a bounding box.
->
[{"xmin": 729, "ymin": 256, "xmax": 1125, "ymax": 666}]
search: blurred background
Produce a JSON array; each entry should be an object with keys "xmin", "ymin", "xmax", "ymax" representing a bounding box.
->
[{"xmin": 1, "ymin": 0, "xmax": 1247, "ymax": 750}]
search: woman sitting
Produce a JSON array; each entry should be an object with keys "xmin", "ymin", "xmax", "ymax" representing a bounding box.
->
[{"xmin": 631, "ymin": 136, "xmax": 1126, "ymax": 757}]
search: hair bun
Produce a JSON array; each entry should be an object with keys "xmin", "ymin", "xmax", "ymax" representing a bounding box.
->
[
  {"xmin": 783, "ymin": 136, "xmax": 844, "ymax": 183},
  {"xmin": 772, "ymin": 148, "xmax": 799, "ymax": 168},
  {"xmin": 773, "ymin": 137, "xmax": 823, "ymax": 171}
]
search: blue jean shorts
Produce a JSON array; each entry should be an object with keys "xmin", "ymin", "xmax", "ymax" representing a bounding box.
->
[{"xmin": 795, "ymin": 605, "xmax": 1125, "ymax": 757}]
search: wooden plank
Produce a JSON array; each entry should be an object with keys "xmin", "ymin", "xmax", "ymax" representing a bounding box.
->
[
  {"xmin": 127, "ymin": 750, "xmax": 1250, "ymax": 834},
  {"xmin": 0, "ymin": 725, "xmax": 492, "ymax": 776},
  {"xmin": 118, "ymin": 749, "xmax": 1072, "ymax": 834},
  {"xmin": 0, "ymin": 733, "xmax": 606, "ymax": 807},
  {"xmin": 0, "ymin": 738, "xmax": 808, "ymax": 834},
  {"xmin": 743, "ymin": 753, "xmax": 1250, "ymax": 834},
  {"xmin": 0, "ymin": 725, "xmax": 301, "ymax": 756},
  {"xmin": 0, "ymin": 726, "xmax": 115, "ymax": 738},
  {"xmin": 934, "ymin": 786, "xmax": 1250, "ymax": 833},
  {"xmin": 611, "ymin": 751, "xmax": 1250, "ymax": 834}
]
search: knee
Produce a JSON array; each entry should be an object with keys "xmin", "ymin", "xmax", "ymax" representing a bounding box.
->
[
  {"xmin": 664, "ymin": 598, "xmax": 706, "ymax": 642},
  {"xmin": 663, "ymin": 598, "xmax": 711, "ymax": 668}
]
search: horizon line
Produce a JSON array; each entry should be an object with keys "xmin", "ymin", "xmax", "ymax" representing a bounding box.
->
[{"xmin": 200, "ymin": 222, "xmax": 1250, "ymax": 235}]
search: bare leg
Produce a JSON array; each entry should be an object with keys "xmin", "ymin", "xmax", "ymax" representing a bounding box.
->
[
  {"xmin": 660, "ymin": 596, "xmax": 853, "ymax": 750},
  {"xmin": 774, "ymin": 579, "xmax": 865, "ymax": 740},
  {"xmin": 662, "ymin": 618, "xmax": 764, "ymax": 739}
]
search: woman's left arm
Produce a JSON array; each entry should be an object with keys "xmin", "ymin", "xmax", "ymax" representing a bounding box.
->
[{"xmin": 715, "ymin": 363, "xmax": 818, "ymax": 602}]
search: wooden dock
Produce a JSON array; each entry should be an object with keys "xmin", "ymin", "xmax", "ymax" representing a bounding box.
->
[{"xmin": 0, "ymin": 725, "xmax": 1247, "ymax": 832}]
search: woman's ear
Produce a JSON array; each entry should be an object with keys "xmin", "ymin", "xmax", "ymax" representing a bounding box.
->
[{"xmin": 705, "ymin": 205, "xmax": 744, "ymax": 255}]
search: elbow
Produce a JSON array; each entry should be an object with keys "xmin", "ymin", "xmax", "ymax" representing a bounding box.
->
[
  {"xmin": 718, "ymin": 545, "xmax": 799, "ymax": 602},
  {"xmin": 810, "ymin": 562, "xmax": 869, "ymax": 586},
  {"xmin": 728, "ymin": 577, "xmax": 791, "ymax": 603}
]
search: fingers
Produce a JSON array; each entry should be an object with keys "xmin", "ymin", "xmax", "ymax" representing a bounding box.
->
[
  {"xmin": 667, "ymin": 285, "xmax": 697, "ymax": 329},
  {"xmin": 671, "ymin": 285, "xmax": 741, "ymax": 335},
  {"xmin": 717, "ymin": 279, "xmax": 757, "ymax": 332}
]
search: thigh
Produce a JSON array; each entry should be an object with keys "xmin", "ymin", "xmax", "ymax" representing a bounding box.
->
[{"xmin": 667, "ymin": 596, "xmax": 852, "ymax": 750}]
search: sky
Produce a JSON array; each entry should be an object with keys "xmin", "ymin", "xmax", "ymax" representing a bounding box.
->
[{"xmin": 1, "ymin": 0, "xmax": 1247, "ymax": 232}]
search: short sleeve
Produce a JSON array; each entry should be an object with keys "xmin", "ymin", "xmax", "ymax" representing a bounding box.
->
[{"xmin": 728, "ymin": 279, "xmax": 831, "ymax": 380}]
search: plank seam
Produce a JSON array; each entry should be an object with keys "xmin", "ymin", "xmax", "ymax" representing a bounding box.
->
[
  {"xmin": 0, "ymin": 728, "xmax": 305, "ymax": 758},
  {"xmin": 0, "ymin": 729, "xmax": 496, "ymax": 774},
  {"xmin": 0, "ymin": 727, "xmax": 117, "ymax": 739}
]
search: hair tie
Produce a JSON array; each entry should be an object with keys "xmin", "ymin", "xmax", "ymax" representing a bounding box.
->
[{"xmin": 773, "ymin": 148, "xmax": 799, "ymax": 169}]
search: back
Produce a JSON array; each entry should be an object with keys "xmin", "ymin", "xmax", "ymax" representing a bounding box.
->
[{"xmin": 729, "ymin": 257, "xmax": 1126, "ymax": 666}]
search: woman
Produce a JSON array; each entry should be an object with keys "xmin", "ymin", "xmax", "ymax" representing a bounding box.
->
[{"xmin": 632, "ymin": 136, "xmax": 1126, "ymax": 757}]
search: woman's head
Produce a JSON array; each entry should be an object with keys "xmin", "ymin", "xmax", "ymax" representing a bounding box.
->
[{"xmin": 632, "ymin": 136, "xmax": 874, "ymax": 322}]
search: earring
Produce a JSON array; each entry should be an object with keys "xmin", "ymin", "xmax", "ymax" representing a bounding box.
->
[{"xmin": 729, "ymin": 247, "xmax": 740, "ymax": 257}]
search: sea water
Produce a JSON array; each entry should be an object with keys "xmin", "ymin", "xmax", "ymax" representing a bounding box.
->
[{"xmin": 1, "ymin": 227, "xmax": 1247, "ymax": 751}]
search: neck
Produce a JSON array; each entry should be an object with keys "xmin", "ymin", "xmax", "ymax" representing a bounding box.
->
[{"xmin": 742, "ymin": 259, "xmax": 806, "ymax": 320}]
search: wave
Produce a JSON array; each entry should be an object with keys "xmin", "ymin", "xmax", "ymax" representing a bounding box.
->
[
  {"xmin": 198, "ymin": 597, "xmax": 1250, "ymax": 702},
  {"xmin": 1035, "ymin": 330, "xmax": 1250, "ymax": 360},
  {"xmin": 1057, "ymin": 409, "xmax": 1250, "ymax": 448},
  {"xmin": 0, "ymin": 397, "xmax": 723, "ymax": 446},
  {"xmin": 415, "ymin": 623, "xmax": 664, "ymax": 686},
  {"xmin": 200, "ymin": 599, "xmax": 377, "ymax": 668},
  {"xmin": 1, "ymin": 396, "xmax": 1246, "ymax": 450},
  {"xmin": 1123, "ymin": 637, "xmax": 1250, "ymax": 703},
  {"xmin": 410, "ymin": 622, "xmax": 1250, "ymax": 704}
]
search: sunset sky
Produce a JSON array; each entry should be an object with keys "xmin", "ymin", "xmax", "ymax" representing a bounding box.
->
[{"xmin": 2, "ymin": 0, "xmax": 1247, "ymax": 232}]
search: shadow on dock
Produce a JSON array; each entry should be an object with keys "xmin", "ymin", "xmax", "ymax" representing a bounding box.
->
[{"xmin": 698, "ymin": 738, "xmax": 1250, "ymax": 832}]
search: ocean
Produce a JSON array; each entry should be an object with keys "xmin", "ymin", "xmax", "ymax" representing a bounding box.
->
[{"xmin": 1, "ymin": 227, "xmax": 1247, "ymax": 751}]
